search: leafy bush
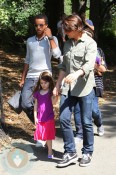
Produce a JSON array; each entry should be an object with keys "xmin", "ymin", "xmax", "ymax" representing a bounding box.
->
[
  {"xmin": 0, "ymin": 0, "xmax": 45, "ymax": 48},
  {"xmin": 98, "ymin": 14, "xmax": 116, "ymax": 65}
]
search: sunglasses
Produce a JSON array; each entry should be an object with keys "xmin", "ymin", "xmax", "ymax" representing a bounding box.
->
[{"xmin": 34, "ymin": 24, "xmax": 45, "ymax": 28}]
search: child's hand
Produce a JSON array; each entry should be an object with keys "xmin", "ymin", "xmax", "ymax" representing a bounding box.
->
[
  {"xmin": 34, "ymin": 117, "xmax": 38, "ymax": 125},
  {"xmin": 52, "ymin": 95, "xmax": 58, "ymax": 105}
]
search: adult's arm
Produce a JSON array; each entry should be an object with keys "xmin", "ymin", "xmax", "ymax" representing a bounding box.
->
[
  {"xmin": 95, "ymin": 64, "xmax": 106, "ymax": 73},
  {"xmin": 64, "ymin": 69, "xmax": 84, "ymax": 84},
  {"xmin": 65, "ymin": 40, "xmax": 97, "ymax": 84},
  {"xmin": 45, "ymin": 27, "xmax": 61, "ymax": 58},
  {"xmin": 53, "ymin": 70, "xmax": 66, "ymax": 96},
  {"xmin": 82, "ymin": 40, "xmax": 97, "ymax": 76},
  {"xmin": 19, "ymin": 39, "xmax": 30, "ymax": 87},
  {"xmin": 19, "ymin": 63, "xmax": 29, "ymax": 87}
]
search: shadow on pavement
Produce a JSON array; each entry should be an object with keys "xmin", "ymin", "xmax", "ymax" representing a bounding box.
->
[{"xmin": 11, "ymin": 142, "xmax": 63, "ymax": 164}]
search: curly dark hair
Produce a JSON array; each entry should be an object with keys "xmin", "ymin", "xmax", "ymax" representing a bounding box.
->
[{"xmin": 33, "ymin": 14, "xmax": 48, "ymax": 24}]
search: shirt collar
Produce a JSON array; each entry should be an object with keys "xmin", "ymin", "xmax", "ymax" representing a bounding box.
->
[
  {"xmin": 35, "ymin": 35, "xmax": 47, "ymax": 41},
  {"xmin": 78, "ymin": 32, "xmax": 87, "ymax": 42},
  {"xmin": 72, "ymin": 32, "xmax": 87, "ymax": 45}
]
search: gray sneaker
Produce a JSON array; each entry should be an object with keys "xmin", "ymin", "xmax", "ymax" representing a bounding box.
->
[
  {"xmin": 97, "ymin": 125, "xmax": 104, "ymax": 136},
  {"xmin": 57, "ymin": 153, "xmax": 78, "ymax": 167},
  {"xmin": 79, "ymin": 154, "xmax": 92, "ymax": 167}
]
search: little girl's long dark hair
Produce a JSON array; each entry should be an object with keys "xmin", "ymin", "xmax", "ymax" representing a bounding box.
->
[{"xmin": 33, "ymin": 71, "xmax": 54, "ymax": 94}]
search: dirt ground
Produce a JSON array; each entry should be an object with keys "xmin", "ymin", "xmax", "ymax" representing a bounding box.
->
[{"xmin": 0, "ymin": 49, "xmax": 116, "ymax": 147}]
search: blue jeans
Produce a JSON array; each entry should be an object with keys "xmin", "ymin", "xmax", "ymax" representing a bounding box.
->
[
  {"xmin": 60, "ymin": 90, "xmax": 94, "ymax": 154},
  {"xmin": 74, "ymin": 103, "xmax": 83, "ymax": 139},
  {"xmin": 92, "ymin": 95, "xmax": 102, "ymax": 127},
  {"xmin": 21, "ymin": 78, "xmax": 38, "ymax": 123},
  {"xmin": 74, "ymin": 89, "xmax": 103, "ymax": 138}
]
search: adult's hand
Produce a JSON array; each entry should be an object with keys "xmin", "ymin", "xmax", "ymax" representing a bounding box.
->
[
  {"xmin": 44, "ymin": 27, "xmax": 52, "ymax": 37},
  {"xmin": 64, "ymin": 69, "xmax": 84, "ymax": 84},
  {"xmin": 64, "ymin": 73, "xmax": 77, "ymax": 84},
  {"xmin": 53, "ymin": 86, "xmax": 60, "ymax": 96}
]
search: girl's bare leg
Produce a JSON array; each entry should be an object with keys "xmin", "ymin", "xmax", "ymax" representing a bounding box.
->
[{"xmin": 46, "ymin": 140, "xmax": 53, "ymax": 157}]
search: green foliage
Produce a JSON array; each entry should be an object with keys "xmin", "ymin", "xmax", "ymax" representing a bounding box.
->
[
  {"xmin": 102, "ymin": 1, "xmax": 116, "ymax": 37},
  {"xmin": 99, "ymin": 16, "xmax": 116, "ymax": 65},
  {"xmin": 0, "ymin": 0, "xmax": 45, "ymax": 37},
  {"xmin": 64, "ymin": 0, "xmax": 72, "ymax": 15},
  {"xmin": 103, "ymin": 16, "xmax": 116, "ymax": 36}
]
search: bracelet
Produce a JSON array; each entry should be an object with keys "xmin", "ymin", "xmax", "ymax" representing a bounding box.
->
[{"xmin": 48, "ymin": 36, "xmax": 54, "ymax": 40}]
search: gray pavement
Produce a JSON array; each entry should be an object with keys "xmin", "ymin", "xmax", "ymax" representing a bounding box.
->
[{"xmin": 0, "ymin": 98, "xmax": 116, "ymax": 175}]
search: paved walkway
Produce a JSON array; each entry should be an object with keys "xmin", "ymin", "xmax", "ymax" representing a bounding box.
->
[{"xmin": 0, "ymin": 98, "xmax": 116, "ymax": 175}]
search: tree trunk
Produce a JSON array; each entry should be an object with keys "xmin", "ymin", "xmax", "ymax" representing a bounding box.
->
[
  {"xmin": 45, "ymin": 0, "xmax": 64, "ymax": 35},
  {"xmin": 0, "ymin": 77, "xmax": 4, "ymax": 125},
  {"xmin": 79, "ymin": 0, "xmax": 87, "ymax": 15},
  {"xmin": 90, "ymin": 0, "xmax": 101, "ymax": 42},
  {"xmin": 71, "ymin": 0, "xmax": 80, "ymax": 14},
  {"xmin": 71, "ymin": 0, "xmax": 87, "ymax": 15}
]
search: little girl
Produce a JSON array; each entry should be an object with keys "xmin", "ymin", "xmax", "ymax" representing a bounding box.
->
[{"xmin": 33, "ymin": 71, "xmax": 58, "ymax": 158}]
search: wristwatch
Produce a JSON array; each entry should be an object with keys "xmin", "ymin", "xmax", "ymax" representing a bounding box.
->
[{"xmin": 48, "ymin": 36, "xmax": 54, "ymax": 40}]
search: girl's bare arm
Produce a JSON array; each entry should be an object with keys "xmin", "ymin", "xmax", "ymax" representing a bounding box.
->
[{"xmin": 34, "ymin": 99, "xmax": 38, "ymax": 125}]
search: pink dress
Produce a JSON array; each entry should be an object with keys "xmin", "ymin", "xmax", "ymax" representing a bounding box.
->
[{"xmin": 33, "ymin": 91, "xmax": 56, "ymax": 141}]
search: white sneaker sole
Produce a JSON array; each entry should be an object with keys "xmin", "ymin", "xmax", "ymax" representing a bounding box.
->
[
  {"xmin": 98, "ymin": 132, "xmax": 104, "ymax": 136},
  {"xmin": 57, "ymin": 157, "xmax": 78, "ymax": 167},
  {"xmin": 79, "ymin": 162, "xmax": 91, "ymax": 167}
]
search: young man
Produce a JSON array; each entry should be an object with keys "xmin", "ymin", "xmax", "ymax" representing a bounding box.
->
[
  {"xmin": 53, "ymin": 14, "xmax": 97, "ymax": 167},
  {"xmin": 19, "ymin": 14, "xmax": 61, "ymax": 142}
]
